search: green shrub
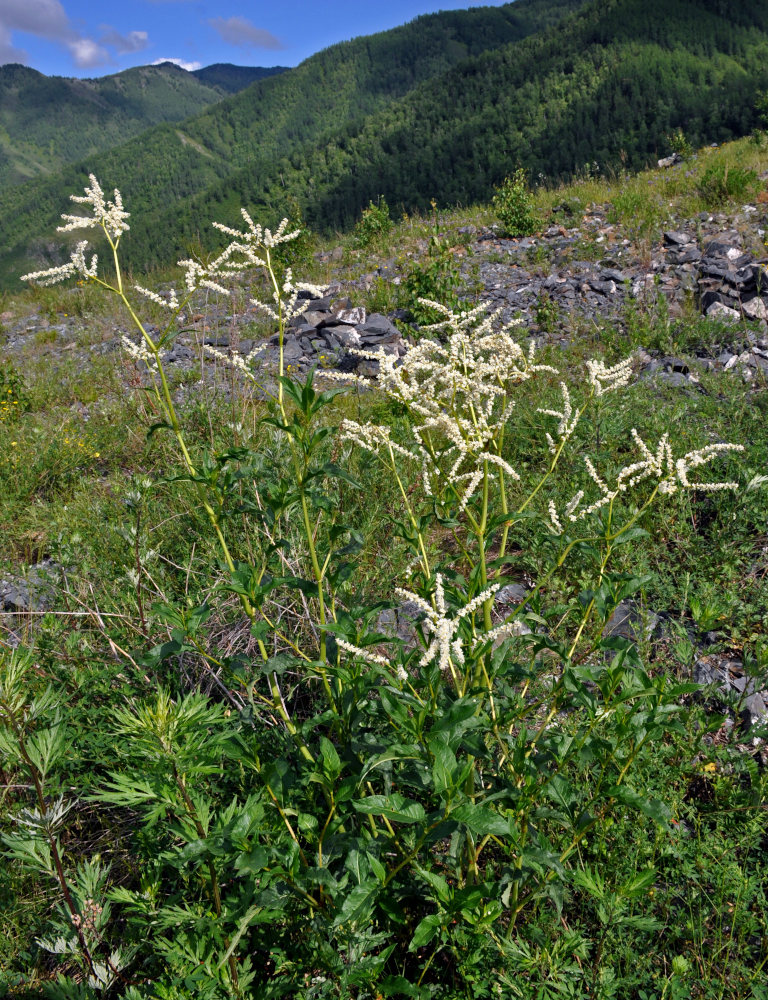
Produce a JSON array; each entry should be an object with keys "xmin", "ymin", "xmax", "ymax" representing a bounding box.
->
[
  {"xmin": 667, "ymin": 127, "xmax": 693, "ymax": 160},
  {"xmin": 403, "ymin": 235, "xmax": 462, "ymax": 325},
  {"xmin": 353, "ymin": 195, "xmax": 393, "ymax": 248},
  {"xmin": 698, "ymin": 162, "xmax": 758, "ymax": 207},
  {"xmin": 492, "ymin": 168, "xmax": 539, "ymax": 237}
]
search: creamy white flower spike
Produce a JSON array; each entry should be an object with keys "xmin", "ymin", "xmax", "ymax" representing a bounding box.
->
[
  {"xmin": 586, "ymin": 356, "xmax": 634, "ymax": 397},
  {"xmin": 395, "ymin": 574, "xmax": 499, "ymax": 676},
  {"xmin": 134, "ymin": 285, "xmax": 179, "ymax": 311},
  {"xmin": 121, "ymin": 336, "xmax": 157, "ymax": 372},
  {"xmin": 58, "ymin": 174, "xmax": 130, "ymax": 240},
  {"xmin": 333, "ymin": 301, "xmax": 556, "ymax": 506},
  {"xmin": 334, "ymin": 637, "xmax": 393, "ymax": 669},
  {"xmin": 548, "ymin": 431, "xmax": 744, "ymax": 532},
  {"xmin": 21, "ymin": 240, "xmax": 99, "ymax": 287}
]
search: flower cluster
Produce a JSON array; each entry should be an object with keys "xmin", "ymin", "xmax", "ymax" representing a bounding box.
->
[
  {"xmin": 20, "ymin": 178, "xmax": 317, "ymax": 327},
  {"xmin": 335, "ymin": 302, "xmax": 556, "ymax": 510},
  {"xmin": 394, "ymin": 574, "xmax": 499, "ymax": 678},
  {"xmin": 548, "ymin": 430, "xmax": 743, "ymax": 533},
  {"xmin": 60, "ymin": 174, "xmax": 130, "ymax": 240}
]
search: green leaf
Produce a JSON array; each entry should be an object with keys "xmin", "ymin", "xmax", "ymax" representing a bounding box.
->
[
  {"xmin": 235, "ymin": 846, "xmax": 268, "ymax": 874},
  {"xmin": 217, "ymin": 903, "xmax": 262, "ymax": 969},
  {"xmin": 607, "ymin": 785, "xmax": 672, "ymax": 828},
  {"xmin": 409, "ymin": 913, "xmax": 442, "ymax": 951},
  {"xmin": 611, "ymin": 527, "xmax": 650, "ymax": 547},
  {"xmin": 333, "ymin": 882, "xmax": 378, "ymax": 928},
  {"xmin": 380, "ymin": 975, "xmax": 422, "ymax": 997},
  {"xmin": 146, "ymin": 420, "xmax": 173, "ymax": 439},
  {"xmin": 415, "ymin": 866, "xmax": 451, "ymax": 904},
  {"xmin": 318, "ymin": 462, "xmax": 362, "ymax": 489},
  {"xmin": 429, "ymin": 739, "xmax": 457, "ymax": 795},
  {"xmin": 353, "ymin": 794, "xmax": 426, "ymax": 824},
  {"xmin": 320, "ymin": 736, "xmax": 341, "ymax": 780},
  {"xmin": 621, "ymin": 869, "xmax": 657, "ymax": 898},
  {"xmin": 450, "ymin": 803, "xmax": 510, "ymax": 836}
]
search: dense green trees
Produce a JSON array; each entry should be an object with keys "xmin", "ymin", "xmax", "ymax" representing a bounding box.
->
[{"xmin": 2, "ymin": 0, "xmax": 767, "ymax": 285}]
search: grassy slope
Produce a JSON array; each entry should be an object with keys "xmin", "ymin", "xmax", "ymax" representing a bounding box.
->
[{"xmin": 1, "ymin": 137, "xmax": 766, "ymax": 995}]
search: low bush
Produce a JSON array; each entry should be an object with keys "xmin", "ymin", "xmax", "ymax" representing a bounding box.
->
[{"xmin": 492, "ymin": 169, "xmax": 539, "ymax": 238}]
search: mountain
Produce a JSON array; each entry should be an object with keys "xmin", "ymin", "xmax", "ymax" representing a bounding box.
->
[
  {"xmin": 122, "ymin": 0, "xmax": 768, "ymax": 267},
  {"xmin": 3, "ymin": 0, "xmax": 767, "ymax": 286},
  {"xmin": 0, "ymin": 0, "xmax": 586, "ymax": 286},
  {"xmin": 191, "ymin": 64, "xmax": 288, "ymax": 94},
  {"xmin": 0, "ymin": 61, "xmax": 284, "ymax": 189}
]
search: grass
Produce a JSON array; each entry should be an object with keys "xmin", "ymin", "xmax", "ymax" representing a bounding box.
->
[{"xmin": 0, "ymin": 137, "xmax": 767, "ymax": 998}]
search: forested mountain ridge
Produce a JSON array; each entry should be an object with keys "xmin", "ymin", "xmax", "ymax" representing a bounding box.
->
[
  {"xmin": 125, "ymin": 0, "xmax": 768, "ymax": 268},
  {"xmin": 0, "ymin": 0, "xmax": 587, "ymax": 287},
  {"xmin": 3, "ymin": 0, "xmax": 768, "ymax": 285},
  {"xmin": 0, "ymin": 62, "xmax": 283, "ymax": 189},
  {"xmin": 190, "ymin": 64, "xmax": 287, "ymax": 94}
]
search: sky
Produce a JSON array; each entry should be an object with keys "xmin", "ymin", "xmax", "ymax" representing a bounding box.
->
[{"xmin": 0, "ymin": 0, "xmax": 512, "ymax": 77}]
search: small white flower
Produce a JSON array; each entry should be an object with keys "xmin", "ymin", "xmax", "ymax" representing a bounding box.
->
[{"xmin": 395, "ymin": 574, "xmax": 499, "ymax": 676}]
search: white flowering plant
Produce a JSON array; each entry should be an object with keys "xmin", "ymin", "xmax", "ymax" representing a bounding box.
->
[{"xmin": 9, "ymin": 178, "xmax": 748, "ymax": 998}]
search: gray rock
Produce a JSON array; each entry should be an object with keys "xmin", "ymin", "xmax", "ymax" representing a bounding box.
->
[
  {"xmin": 0, "ymin": 560, "xmax": 59, "ymax": 612},
  {"xmin": 743, "ymin": 298, "xmax": 768, "ymax": 321},
  {"xmin": 281, "ymin": 338, "xmax": 304, "ymax": 362},
  {"xmin": 495, "ymin": 583, "xmax": 530, "ymax": 607},
  {"xmin": 295, "ymin": 309, "xmax": 329, "ymax": 329},
  {"xmin": 163, "ymin": 345, "xmax": 193, "ymax": 363},
  {"xmin": 360, "ymin": 313, "xmax": 400, "ymax": 338},
  {"xmin": 602, "ymin": 601, "xmax": 659, "ymax": 643},
  {"xmin": 664, "ymin": 230, "xmax": 695, "ymax": 246},
  {"xmin": 377, "ymin": 601, "xmax": 425, "ymax": 648},
  {"xmin": 332, "ymin": 306, "xmax": 367, "ymax": 326},
  {"xmin": 706, "ymin": 301, "xmax": 741, "ymax": 323},
  {"xmin": 658, "ymin": 153, "xmax": 683, "ymax": 169},
  {"xmin": 335, "ymin": 327, "xmax": 362, "ymax": 349},
  {"xmin": 694, "ymin": 655, "xmax": 768, "ymax": 731}
]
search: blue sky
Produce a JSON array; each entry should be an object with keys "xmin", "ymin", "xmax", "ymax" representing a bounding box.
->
[{"xmin": 0, "ymin": 0, "xmax": 511, "ymax": 77}]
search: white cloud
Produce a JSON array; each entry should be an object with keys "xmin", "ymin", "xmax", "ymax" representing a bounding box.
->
[
  {"xmin": 68, "ymin": 37, "xmax": 110, "ymax": 68},
  {"xmin": 208, "ymin": 16, "xmax": 283, "ymax": 51},
  {"xmin": 100, "ymin": 28, "xmax": 149, "ymax": 55},
  {"xmin": 152, "ymin": 57, "xmax": 202, "ymax": 72},
  {"xmin": 0, "ymin": 24, "xmax": 28, "ymax": 64},
  {"xmin": 0, "ymin": 0, "xmax": 149, "ymax": 70},
  {"xmin": 0, "ymin": 0, "xmax": 70, "ymax": 40}
]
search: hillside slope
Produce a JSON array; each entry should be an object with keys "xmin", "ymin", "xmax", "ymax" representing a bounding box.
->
[
  {"xmin": 0, "ymin": 62, "xmax": 263, "ymax": 188},
  {"xmin": 0, "ymin": 0, "xmax": 586, "ymax": 285},
  {"xmin": 125, "ymin": 0, "xmax": 768, "ymax": 269}
]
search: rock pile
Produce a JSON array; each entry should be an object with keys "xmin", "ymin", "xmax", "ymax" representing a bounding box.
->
[{"xmin": 254, "ymin": 293, "xmax": 407, "ymax": 376}]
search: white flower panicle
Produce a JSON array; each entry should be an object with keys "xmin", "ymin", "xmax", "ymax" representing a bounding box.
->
[
  {"xmin": 548, "ymin": 430, "xmax": 743, "ymax": 532},
  {"xmin": 23, "ymin": 178, "xmax": 312, "ymax": 316},
  {"xmin": 134, "ymin": 285, "xmax": 179, "ymax": 311},
  {"xmin": 586, "ymin": 356, "xmax": 634, "ymax": 396},
  {"xmin": 59, "ymin": 174, "xmax": 130, "ymax": 240},
  {"xmin": 121, "ymin": 336, "xmax": 157, "ymax": 371},
  {"xmin": 395, "ymin": 574, "xmax": 499, "ymax": 676},
  {"xmin": 334, "ymin": 302, "xmax": 556, "ymax": 504},
  {"xmin": 334, "ymin": 637, "xmax": 392, "ymax": 668},
  {"xmin": 21, "ymin": 240, "xmax": 98, "ymax": 287},
  {"xmin": 538, "ymin": 382, "xmax": 578, "ymax": 452}
]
